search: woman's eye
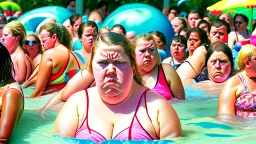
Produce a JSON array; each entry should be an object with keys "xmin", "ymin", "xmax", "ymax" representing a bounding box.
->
[
  {"xmin": 150, "ymin": 48, "xmax": 155, "ymax": 52},
  {"xmin": 220, "ymin": 60, "xmax": 227, "ymax": 65},
  {"xmin": 115, "ymin": 60, "xmax": 123, "ymax": 64},
  {"xmin": 140, "ymin": 50, "xmax": 146, "ymax": 53},
  {"xmin": 98, "ymin": 61, "xmax": 108, "ymax": 64},
  {"xmin": 211, "ymin": 60, "xmax": 216, "ymax": 65}
]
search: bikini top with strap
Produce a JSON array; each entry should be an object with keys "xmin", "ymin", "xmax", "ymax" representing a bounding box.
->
[
  {"xmin": 151, "ymin": 65, "xmax": 174, "ymax": 100},
  {"xmin": 26, "ymin": 50, "xmax": 81, "ymax": 85},
  {"xmin": 75, "ymin": 89, "xmax": 158, "ymax": 142},
  {"xmin": 235, "ymin": 73, "xmax": 256, "ymax": 117}
]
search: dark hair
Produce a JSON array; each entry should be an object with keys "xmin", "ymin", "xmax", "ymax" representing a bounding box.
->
[
  {"xmin": 169, "ymin": 6, "xmax": 180, "ymax": 14},
  {"xmin": 211, "ymin": 19, "xmax": 231, "ymax": 34},
  {"xmin": 66, "ymin": 0, "xmax": 75, "ymax": 7},
  {"xmin": 187, "ymin": 27, "xmax": 210, "ymax": 49},
  {"xmin": 234, "ymin": 14, "xmax": 249, "ymax": 27},
  {"xmin": 197, "ymin": 20, "xmax": 210, "ymax": 32},
  {"xmin": 111, "ymin": 24, "xmax": 126, "ymax": 35},
  {"xmin": 97, "ymin": 1, "xmax": 109, "ymax": 10},
  {"xmin": 149, "ymin": 31, "xmax": 166, "ymax": 44},
  {"xmin": 171, "ymin": 35, "xmax": 187, "ymax": 48},
  {"xmin": 78, "ymin": 21, "xmax": 98, "ymax": 38},
  {"xmin": 180, "ymin": 18, "xmax": 187, "ymax": 28},
  {"xmin": 69, "ymin": 14, "xmax": 82, "ymax": 26},
  {"xmin": 178, "ymin": 27, "xmax": 188, "ymax": 35},
  {"xmin": 205, "ymin": 40, "xmax": 234, "ymax": 73},
  {"xmin": 187, "ymin": 9, "xmax": 203, "ymax": 19},
  {"xmin": 0, "ymin": 42, "xmax": 14, "ymax": 83}
]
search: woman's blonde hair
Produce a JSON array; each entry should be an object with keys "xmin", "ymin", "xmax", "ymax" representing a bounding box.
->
[
  {"xmin": 4, "ymin": 21, "xmax": 27, "ymax": 54},
  {"xmin": 236, "ymin": 44, "xmax": 256, "ymax": 71}
]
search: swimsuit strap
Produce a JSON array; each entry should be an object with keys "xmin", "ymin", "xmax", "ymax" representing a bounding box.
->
[
  {"xmin": 183, "ymin": 61, "xmax": 197, "ymax": 74},
  {"xmin": 70, "ymin": 51, "xmax": 81, "ymax": 69},
  {"xmin": 85, "ymin": 89, "xmax": 91, "ymax": 133},
  {"xmin": 238, "ymin": 73, "xmax": 253, "ymax": 95},
  {"xmin": 143, "ymin": 91, "xmax": 159, "ymax": 139},
  {"xmin": 128, "ymin": 89, "xmax": 149, "ymax": 139},
  {"xmin": 49, "ymin": 50, "xmax": 70, "ymax": 82},
  {"xmin": 235, "ymin": 29, "xmax": 239, "ymax": 42}
]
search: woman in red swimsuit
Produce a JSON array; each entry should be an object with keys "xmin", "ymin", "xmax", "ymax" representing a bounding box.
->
[
  {"xmin": 55, "ymin": 32, "xmax": 181, "ymax": 142},
  {"xmin": 24, "ymin": 23, "xmax": 82, "ymax": 97}
]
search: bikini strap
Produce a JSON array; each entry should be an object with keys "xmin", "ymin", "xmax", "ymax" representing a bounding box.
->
[
  {"xmin": 70, "ymin": 51, "xmax": 81, "ymax": 69},
  {"xmin": 183, "ymin": 61, "xmax": 197, "ymax": 74},
  {"xmin": 235, "ymin": 29, "xmax": 239, "ymax": 42},
  {"xmin": 143, "ymin": 90, "xmax": 159, "ymax": 139},
  {"xmin": 238, "ymin": 73, "xmax": 252, "ymax": 94},
  {"xmin": 128, "ymin": 89, "xmax": 149, "ymax": 139}
]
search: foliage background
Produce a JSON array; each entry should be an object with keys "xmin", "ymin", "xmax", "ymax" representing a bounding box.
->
[{"xmin": 0, "ymin": 0, "xmax": 220, "ymax": 15}]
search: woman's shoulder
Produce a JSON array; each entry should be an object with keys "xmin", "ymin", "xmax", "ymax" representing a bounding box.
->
[
  {"xmin": 3, "ymin": 82, "xmax": 23, "ymax": 97},
  {"xmin": 162, "ymin": 57, "xmax": 173, "ymax": 64},
  {"xmin": 222, "ymin": 74, "xmax": 241, "ymax": 88}
]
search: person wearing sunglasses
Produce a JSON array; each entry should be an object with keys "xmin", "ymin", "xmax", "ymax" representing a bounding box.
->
[
  {"xmin": 24, "ymin": 33, "xmax": 43, "ymax": 70},
  {"xmin": 1, "ymin": 21, "xmax": 32, "ymax": 83},
  {"xmin": 0, "ymin": 42, "xmax": 24, "ymax": 143},
  {"xmin": 228, "ymin": 14, "xmax": 251, "ymax": 51}
]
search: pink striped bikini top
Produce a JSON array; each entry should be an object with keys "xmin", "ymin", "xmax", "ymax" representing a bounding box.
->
[
  {"xmin": 75, "ymin": 89, "xmax": 158, "ymax": 142},
  {"xmin": 235, "ymin": 73, "xmax": 256, "ymax": 117}
]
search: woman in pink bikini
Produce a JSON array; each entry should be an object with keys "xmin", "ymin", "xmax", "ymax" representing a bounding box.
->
[
  {"xmin": 55, "ymin": 32, "xmax": 181, "ymax": 142},
  {"xmin": 218, "ymin": 44, "xmax": 256, "ymax": 117},
  {"xmin": 228, "ymin": 14, "xmax": 251, "ymax": 50},
  {"xmin": 0, "ymin": 43, "xmax": 24, "ymax": 143}
]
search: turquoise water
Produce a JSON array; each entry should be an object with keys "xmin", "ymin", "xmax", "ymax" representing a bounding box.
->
[{"xmin": 9, "ymin": 85, "xmax": 256, "ymax": 143}]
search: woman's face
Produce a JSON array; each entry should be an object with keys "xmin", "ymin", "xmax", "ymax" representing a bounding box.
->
[
  {"xmin": 1, "ymin": 28, "xmax": 18, "ymax": 50},
  {"xmin": 135, "ymin": 39, "xmax": 158, "ymax": 73},
  {"xmin": 199, "ymin": 23, "xmax": 209, "ymax": 33},
  {"xmin": 187, "ymin": 31, "xmax": 202, "ymax": 55},
  {"xmin": 25, "ymin": 36, "xmax": 39, "ymax": 59},
  {"xmin": 73, "ymin": 17, "xmax": 82, "ymax": 34},
  {"xmin": 81, "ymin": 26, "xmax": 97, "ymax": 52},
  {"xmin": 170, "ymin": 40, "xmax": 186, "ymax": 61},
  {"xmin": 207, "ymin": 51, "xmax": 231, "ymax": 83},
  {"xmin": 92, "ymin": 43, "xmax": 134, "ymax": 104},
  {"xmin": 39, "ymin": 30, "xmax": 55, "ymax": 50},
  {"xmin": 151, "ymin": 34, "xmax": 165, "ymax": 50},
  {"xmin": 235, "ymin": 16, "xmax": 248, "ymax": 31}
]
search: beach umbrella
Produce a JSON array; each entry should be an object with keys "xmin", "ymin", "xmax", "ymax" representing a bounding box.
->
[{"xmin": 207, "ymin": 0, "xmax": 256, "ymax": 31}]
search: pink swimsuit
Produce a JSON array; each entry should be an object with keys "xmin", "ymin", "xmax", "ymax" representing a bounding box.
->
[
  {"xmin": 151, "ymin": 65, "xmax": 174, "ymax": 100},
  {"xmin": 75, "ymin": 89, "xmax": 158, "ymax": 142},
  {"xmin": 235, "ymin": 74, "xmax": 256, "ymax": 117}
]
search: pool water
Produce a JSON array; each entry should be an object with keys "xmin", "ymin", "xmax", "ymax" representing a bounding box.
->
[{"xmin": 9, "ymin": 85, "xmax": 256, "ymax": 143}]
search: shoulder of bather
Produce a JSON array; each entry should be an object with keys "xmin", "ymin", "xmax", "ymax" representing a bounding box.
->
[
  {"xmin": 161, "ymin": 63, "xmax": 176, "ymax": 76},
  {"xmin": 66, "ymin": 89, "xmax": 87, "ymax": 104},
  {"xmin": 223, "ymin": 74, "xmax": 241, "ymax": 89},
  {"xmin": 162, "ymin": 57, "xmax": 172, "ymax": 64}
]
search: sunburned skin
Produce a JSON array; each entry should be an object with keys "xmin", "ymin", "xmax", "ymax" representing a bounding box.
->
[
  {"xmin": 210, "ymin": 25, "xmax": 228, "ymax": 43},
  {"xmin": 207, "ymin": 51, "xmax": 231, "ymax": 83},
  {"xmin": 136, "ymin": 40, "xmax": 156, "ymax": 62},
  {"xmin": 93, "ymin": 44, "xmax": 134, "ymax": 104}
]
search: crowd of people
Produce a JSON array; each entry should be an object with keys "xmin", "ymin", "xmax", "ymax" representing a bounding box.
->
[{"xmin": 0, "ymin": 0, "xmax": 256, "ymax": 143}]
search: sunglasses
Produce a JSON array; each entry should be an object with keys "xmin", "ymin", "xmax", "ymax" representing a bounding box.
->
[
  {"xmin": 25, "ymin": 40, "xmax": 38, "ymax": 46},
  {"xmin": 235, "ymin": 21, "xmax": 244, "ymax": 25}
]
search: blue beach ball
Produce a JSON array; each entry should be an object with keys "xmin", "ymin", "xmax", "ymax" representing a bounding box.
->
[{"xmin": 102, "ymin": 3, "xmax": 175, "ymax": 57}]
